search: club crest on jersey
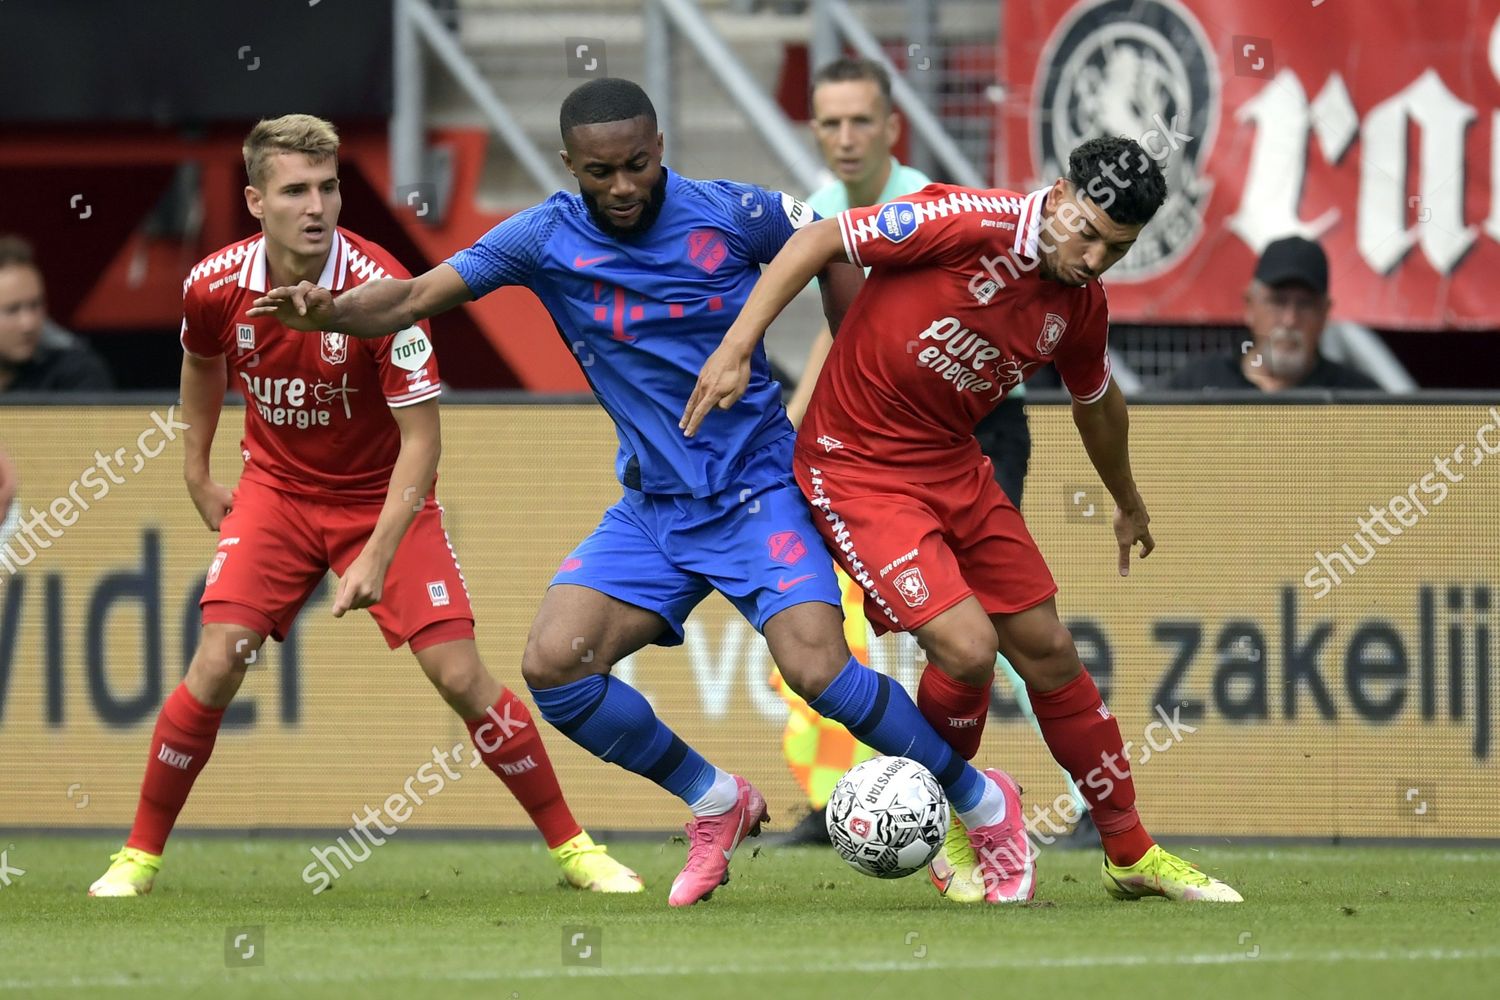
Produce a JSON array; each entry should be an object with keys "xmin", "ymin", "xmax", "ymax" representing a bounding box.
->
[
  {"xmin": 320, "ymin": 332, "xmax": 348, "ymax": 366},
  {"xmin": 687, "ymin": 228, "xmax": 730, "ymax": 275},
  {"xmin": 236, "ymin": 324, "xmax": 255, "ymax": 353},
  {"xmin": 894, "ymin": 566, "xmax": 929, "ymax": 608},
  {"xmin": 877, "ymin": 201, "xmax": 919, "ymax": 243},
  {"xmin": 768, "ymin": 530, "xmax": 808, "ymax": 566},
  {"xmin": 1036, "ymin": 313, "xmax": 1066, "ymax": 355},
  {"xmin": 207, "ymin": 551, "xmax": 228, "ymax": 586}
]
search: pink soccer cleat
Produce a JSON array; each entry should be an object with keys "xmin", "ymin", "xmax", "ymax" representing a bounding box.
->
[
  {"xmin": 968, "ymin": 768, "xmax": 1037, "ymax": 904},
  {"xmin": 667, "ymin": 776, "xmax": 769, "ymax": 907}
]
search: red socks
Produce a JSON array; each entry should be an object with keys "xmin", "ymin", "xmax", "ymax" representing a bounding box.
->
[
  {"xmin": 466, "ymin": 688, "xmax": 582, "ymax": 849},
  {"xmin": 126, "ymin": 684, "xmax": 226, "ymax": 855},
  {"xmin": 125, "ymin": 685, "xmax": 581, "ymax": 854},
  {"xmin": 916, "ymin": 664, "xmax": 990, "ymax": 760},
  {"xmin": 1027, "ymin": 670, "xmax": 1155, "ymax": 866}
]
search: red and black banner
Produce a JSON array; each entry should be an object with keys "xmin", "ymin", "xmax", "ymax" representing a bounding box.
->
[{"xmin": 1000, "ymin": 0, "xmax": 1500, "ymax": 330}]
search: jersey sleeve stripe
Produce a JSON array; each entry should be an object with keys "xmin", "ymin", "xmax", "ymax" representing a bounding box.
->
[
  {"xmin": 1012, "ymin": 196, "xmax": 1036, "ymax": 257},
  {"xmin": 837, "ymin": 210, "xmax": 863, "ymax": 268},
  {"xmin": 387, "ymin": 386, "xmax": 442, "ymax": 408},
  {"xmin": 1069, "ymin": 352, "xmax": 1113, "ymax": 404}
]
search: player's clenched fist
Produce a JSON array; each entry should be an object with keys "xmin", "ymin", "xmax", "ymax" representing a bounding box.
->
[
  {"xmin": 186, "ymin": 475, "xmax": 234, "ymax": 531},
  {"xmin": 1113, "ymin": 503, "xmax": 1154, "ymax": 577},
  {"xmin": 680, "ymin": 343, "xmax": 752, "ymax": 437},
  {"xmin": 247, "ymin": 281, "xmax": 336, "ymax": 331},
  {"xmin": 332, "ymin": 548, "xmax": 388, "ymax": 617}
]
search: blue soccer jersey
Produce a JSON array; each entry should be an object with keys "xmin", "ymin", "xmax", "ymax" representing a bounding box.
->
[{"xmin": 447, "ymin": 169, "xmax": 817, "ymax": 498}]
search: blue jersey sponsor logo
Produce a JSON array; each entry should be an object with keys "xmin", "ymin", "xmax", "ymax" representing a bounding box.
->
[{"xmin": 878, "ymin": 201, "xmax": 919, "ymax": 243}]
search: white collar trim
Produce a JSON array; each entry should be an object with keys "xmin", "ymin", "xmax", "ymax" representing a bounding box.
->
[{"xmin": 238, "ymin": 230, "xmax": 345, "ymax": 293}]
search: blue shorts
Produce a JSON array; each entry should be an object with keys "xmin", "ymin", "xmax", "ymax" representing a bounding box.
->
[{"xmin": 551, "ymin": 434, "xmax": 842, "ymax": 646}]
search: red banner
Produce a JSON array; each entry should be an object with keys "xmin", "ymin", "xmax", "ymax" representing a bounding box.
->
[{"xmin": 999, "ymin": 0, "xmax": 1500, "ymax": 330}]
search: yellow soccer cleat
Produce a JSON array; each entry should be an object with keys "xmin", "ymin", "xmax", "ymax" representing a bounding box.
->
[
  {"xmin": 927, "ymin": 814, "xmax": 986, "ymax": 903},
  {"xmin": 551, "ymin": 832, "xmax": 644, "ymax": 893},
  {"xmin": 88, "ymin": 847, "xmax": 162, "ymax": 897},
  {"xmin": 1102, "ymin": 844, "xmax": 1243, "ymax": 902}
]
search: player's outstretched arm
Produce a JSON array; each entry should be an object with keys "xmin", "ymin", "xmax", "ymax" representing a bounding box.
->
[
  {"xmin": 1071, "ymin": 380, "xmax": 1153, "ymax": 575},
  {"xmin": 180, "ymin": 351, "xmax": 232, "ymax": 531},
  {"xmin": 681, "ymin": 218, "xmax": 848, "ymax": 436},
  {"xmin": 333, "ymin": 398, "xmax": 441, "ymax": 617},
  {"xmin": 247, "ymin": 264, "xmax": 473, "ymax": 340}
]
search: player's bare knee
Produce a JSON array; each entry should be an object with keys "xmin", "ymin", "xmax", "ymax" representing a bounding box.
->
[
  {"xmin": 780, "ymin": 644, "xmax": 852, "ymax": 701},
  {"xmin": 765, "ymin": 644, "xmax": 842, "ymax": 699},
  {"xmin": 922, "ymin": 629, "xmax": 998, "ymax": 687},
  {"xmin": 519, "ymin": 639, "xmax": 558, "ymax": 689},
  {"xmin": 520, "ymin": 628, "xmax": 597, "ymax": 689},
  {"xmin": 1042, "ymin": 621, "xmax": 1080, "ymax": 667},
  {"xmin": 948, "ymin": 635, "xmax": 1001, "ymax": 686},
  {"xmin": 1011, "ymin": 622, "xmax": 1082, "ymax": 689},
  {"xmin": 768, "ymin": 630, "xmax": 849, "ymax": 700},
  {"xmin": 185, "ymin": 645, "xmax": 249, "ymax": 706},
  {"xmin": 763, "ymin": 602, "xmax": 850, "ymax": 698},
  {"xmin": 428, "ymin": 655, "xmax": 489, "ymax": 712}
]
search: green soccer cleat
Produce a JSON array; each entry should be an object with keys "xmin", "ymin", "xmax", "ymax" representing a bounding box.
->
[
  {"xmin": 1102, "ymin": 844, "xmax": 1243, "ymax": 902},
  {"xmin": 88, "ymin": 847, "xmax": 162, "ymax": 897},
  {"xmin": 550, "ymin": 832, "xmax": 644, "ymax": 893},
  {"xmin": 927, "ymin": 813, "xmax": 986, "ymax": 903}
]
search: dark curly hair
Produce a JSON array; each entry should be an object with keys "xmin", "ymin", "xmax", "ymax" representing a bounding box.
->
[
  {"xmin": 559, "ymin": 78, "xmax": 657, "ymax": 140},
  {"xmin": 1067, "ymin": 136, "xmax": 1167, "ymax": 227}
]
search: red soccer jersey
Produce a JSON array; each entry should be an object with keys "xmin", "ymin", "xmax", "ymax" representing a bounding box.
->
[
  {"xmin": 180, "ymin": 228, "xmax": 441, "ymax": 503},
  {"xmin": 801, "ymin": 184, "xmax": 1112, "ymax": 479}
]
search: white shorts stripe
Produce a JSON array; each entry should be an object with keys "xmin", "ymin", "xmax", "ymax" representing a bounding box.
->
[{"xmin": 806, "ymin": 464, "xmax": 901, "ymax": 629}]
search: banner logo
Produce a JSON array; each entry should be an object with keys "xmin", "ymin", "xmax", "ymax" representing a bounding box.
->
[{"xmin": 1033, "ymin": 0, "xmax": 1217, "ymax": 282}]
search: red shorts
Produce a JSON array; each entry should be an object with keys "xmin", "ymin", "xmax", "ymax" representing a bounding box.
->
[
  {"xmin": 200, "ymin": 478, "xmax": 474, "ymax": 649},
  {"xmin": 793, "ymin": 453, "xmax": 1057, "ymax": 636}
]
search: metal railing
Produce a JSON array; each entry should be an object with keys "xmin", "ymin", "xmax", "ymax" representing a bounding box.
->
[
  {"xmin": 390, "ymin": 0, "xmax": 568, "ymax": 209},
  {"xmin": 388, "ymin": 0, "xmax": 990, "ymax": 209},
  {"xmin": 1324, "ymin": 322, "xmax": 1418, "ymax": 393},
  {"xmin": 649, "ymin": 0, "xmax": 829, "ymax": 193}
]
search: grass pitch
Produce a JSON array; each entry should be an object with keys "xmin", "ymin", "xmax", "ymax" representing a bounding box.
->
[{"xmin": 0, "ymin": 837, "xmax": 1494, "ymax": 999}]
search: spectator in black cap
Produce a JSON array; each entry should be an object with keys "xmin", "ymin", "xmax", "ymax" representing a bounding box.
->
[
  {"xmin": 0, "ymin": 234, "xmax": 114, "ymax": 394},
  {"xmin": 1162, "ymin": 236, "xmax": 1379, "ymax": 391}
]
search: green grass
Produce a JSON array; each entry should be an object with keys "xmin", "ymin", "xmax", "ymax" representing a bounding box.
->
[{"xmin": 0, "ymin": 837, "xmax": 1495, "ymax": 999}]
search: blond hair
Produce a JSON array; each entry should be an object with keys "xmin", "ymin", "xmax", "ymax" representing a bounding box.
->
[{"xmin": 242, "ymin": 114, "xmax": 340, "ymax": 188}]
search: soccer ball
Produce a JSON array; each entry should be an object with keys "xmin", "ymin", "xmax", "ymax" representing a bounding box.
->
[{"xmin": 825, "ymin": 755, "xmax": 949, "ymax": 879}]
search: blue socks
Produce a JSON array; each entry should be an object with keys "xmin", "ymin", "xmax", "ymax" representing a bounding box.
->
[
  {"xmin": 532, "ymin": 659, "xmax": 997, "ymax": 822},
  {"xmin": 809, "ymin": 657, "xmax": 986, "ymax": 813},
  {"xmin": 529, "ymin": 674, "xmax": 717, "ymax": 806}
]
